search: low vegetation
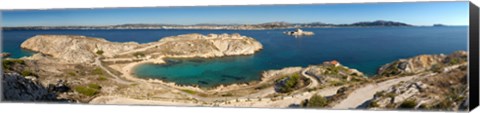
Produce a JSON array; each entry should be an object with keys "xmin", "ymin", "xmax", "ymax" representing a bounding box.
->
[
  {"xmin": 369, "ymin": 101, "xmax": 380, "ymax": 108},
  {"xmin": 96, "ymin": 50, "xmax": 104, "ymax": 55},
  {"xmin": 133, "ymin": 52, "xmax": 146, "ymax": 58},
  {"xmin": 20, "ymin": 70, "xmax": 35, "ymax": 77},
  {"xmin": 67, "ymin": 72, "xmax": 76, "ymax": 76},
  {"xmin": 2, "ymin": 59, "xmax": 25, "ymax": 69},
  {"xmin": 274, "ymin": 73, "xmax": 308, "ymax": 93},
  {"xmin": 302, "ymin": 94, "xmax": 329, "ymax": 108},
  {"xmin": 181, "ymin": 89, "xmax": 197, "ymax": 95},
  {"xmin": 74, "ymin": 83, "xmax": 102, "ymax": 96},
  {"xmin": 97, "ymin": 75, "xmax": 107, "ymax": 81},
  {"xmin": 92, "ymin": 67, "xmax": 103, "ymax": 75},
  {"xmin": 399, "ymin": 99, "xmax": 418, "ymax": 109}
]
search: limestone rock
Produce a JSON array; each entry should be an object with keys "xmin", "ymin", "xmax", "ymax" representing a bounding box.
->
[
  {"xmin": 371, "ymin": 81, "xmax": 427, "ymax": 108},
  {"xmin": 378, "ymin": 54, "xmax": 445, "ymax": 76}
]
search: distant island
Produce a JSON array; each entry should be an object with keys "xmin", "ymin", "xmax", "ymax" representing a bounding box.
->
[
  {"xmin": 3, "ymin": 20, "xmax": 414, "ymax": 30},
  {"xmin": 284, "ymin": 28, "xmax": 314, "ymax": 36},
  {"xmin": 433, "ymin": 24, "xmax": 447, "ymax": 27}
]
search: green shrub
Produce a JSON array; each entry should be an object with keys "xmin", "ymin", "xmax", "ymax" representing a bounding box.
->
[
  {"xmin": 448, "ymin": 58, "xmax": 460, "ymax": 65},
  {"xmin": 68, "ymin": 72, "xmax": 76, "ymax": 76},
  {"xmin": 87, "ymin": 83, "xmax": 102, "ymax": 90},
  {"xmin": 286, "ymin": 73, "xmax": 300, "ymax": 87},
  {"xmin": 97, "ymin": 76, "xmax": 107, "ymax": 81},
  {"xmin": 92, "ymin": 67, "xmax": 103, "ymax": 75},
  {"xmin": 305, "ymin": 94, "xmax": 329, "ymax": 108},
  {"xmin": 275, "ymin": 73, "xmax": 301, "ymax": 93},
  {"xmin": 96, "ymin": 50, "xmax": 104, "ymax": 55},
  {"xmin": 385, "ymin": 92, "xmax": 397, "ymax": 98},
  {"xmin": 431, "ymin": 64, "xmax": 445, "ymax": 73},
  {"xmin": 399, "ymin": 99, "xmax": 417, "ymax": 109},
  {"xmin": 133, "ymin": 52, "xmax": 146, "ymax": 58},
  {"xmin": 418, "ymin": 104, "xmax": 431, "ymax": 110},
  {"xmin": 331, "ymin": 80, "xmax": 345, "ymax": 86},
  {"xmin": 181, "ymin": 89, "xmax": 197, "ymax": 95},
  {"xmin": 435, "ymin": 99, "xmax": 453, "ymax": 110},
  {"xmin": 3, "ymin": 59, "xmax": 25, "ymax": 69},
  {"xmin": 74, "ymin": 86, "xmax": 99, "ymax": 96},
  {"xmin": 20, "ymin": 70, "xmax": 35, "ymax": 77},
  {"xmin": 375, "ymin": 91, "xmax": 386, "ymax": 97},
  {"xmin": 369, "ymin": 101, "xmax": 380, "ymax": 108}
]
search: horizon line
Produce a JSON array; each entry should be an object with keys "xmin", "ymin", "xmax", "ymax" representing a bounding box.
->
[{"xmin": 1, "ymin": 20, "xmax": 469, "ymax": 27}]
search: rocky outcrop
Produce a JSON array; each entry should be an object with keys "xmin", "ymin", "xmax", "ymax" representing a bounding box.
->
[
  {"xmin": 370, "ymin": 81, "xmax": 428, "ymax": 109},
  {"xmin": 369, "ymin": 55, "xmax": 468, "ymax": 111},
  {"xmin": 151, "ymin": 33, "xmax": 263, "ymax": 58},
  {"xmin": 2, "ymin": 72, "xmax": 56, "ymax": 101},
  {"xmin": 378, "ymin": 54, "xmax": 444, "ymax": 76},
  {"xmin": 377, "ymin": 51, "xmax": 467, "ymax": 76},
  {"xmin": 21, "ymin": 35, "xmax": 140, "ymax": 63}
]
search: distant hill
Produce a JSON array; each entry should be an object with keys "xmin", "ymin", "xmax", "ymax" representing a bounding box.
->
[
  {"xmin": 350, "ymin": 20, "xmax": 412, "ymax": 26},
  {"xmin": 3, "ymin": 20, "xmax": 414, "ymax": 30}
]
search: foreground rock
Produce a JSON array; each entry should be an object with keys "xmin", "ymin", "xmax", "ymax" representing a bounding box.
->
[
  {"xmin": 368, "ymin": 51, "xmax": 468, "ymax": 111},
  {"xmin": 2, "ymin": 72, "xmax": 56, "ymax": 101},
  {"xmin": 369, "ymin": 66, "xmax": 468, "ymax": 111}
]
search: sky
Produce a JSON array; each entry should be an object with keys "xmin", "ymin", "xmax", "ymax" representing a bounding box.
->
[{"xmin": 1, "ymin": 1, "xmax": 469, "ymax": 27}]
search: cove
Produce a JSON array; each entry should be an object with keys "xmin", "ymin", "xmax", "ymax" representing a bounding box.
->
[
  {"xmin": 1, "ymin": 27, "xmax": 468, "ymax": 87},
  {"xmin": 131, "ymin": 27, "xmax": 468, "ymax": 87}
]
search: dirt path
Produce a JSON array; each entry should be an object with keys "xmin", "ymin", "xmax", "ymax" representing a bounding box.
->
[
  {"xmin": 302, "ymin": 67, "xmax": 319, "ymax": 89},
  {"xmin": 331, "ymin": 74, "xmax": 424, "ymax": 109},
  {"xmin": 94, "ymin": 57, "xmax": 131, "ymax": 84},
  {"xmin": 117, "ymin": 42, "xmax": 164, "ymax": 56},
  {"xmin": 218, "ymin": 86, "xmax": 342, "ymax": 107}
]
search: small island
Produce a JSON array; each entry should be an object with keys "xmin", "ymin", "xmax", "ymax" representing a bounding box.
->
[{"xmin": 284, "ymin": 28, "xmax": 314, "ymax": 36}]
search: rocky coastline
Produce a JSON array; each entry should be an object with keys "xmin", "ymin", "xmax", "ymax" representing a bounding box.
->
[{"xmin": 2, "ymin": 33, "xmax": 468, "ymax": 111}]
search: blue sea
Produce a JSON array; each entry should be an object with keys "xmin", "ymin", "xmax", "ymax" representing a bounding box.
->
[{"xmin": 1, "ymin": 27, "xmax": 468, "ymax": 87}]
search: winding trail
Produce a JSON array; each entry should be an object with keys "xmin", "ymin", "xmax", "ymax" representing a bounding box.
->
[
  {"xmin": 94, "ymin": 57, "xmax": 131, "ymax": 84},
  {"xmin": 91, "ymin": 64, "xmax": 337, "ymax": 107},
  {"xmin": 301, "ymin": 67, "xmax": 319, "ymax": 89},
  {"xmin": 218, "ymin": 86, "xmax": 342, "ymax": 107},
  {"xmin": 331, "ymin": 74, "xmax": 425, "ymax": 109}
]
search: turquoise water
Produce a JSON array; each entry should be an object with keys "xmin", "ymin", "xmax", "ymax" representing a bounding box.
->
[{"xmin": 2, "ymin": 27, "xmax": 468, "ymax": 87}]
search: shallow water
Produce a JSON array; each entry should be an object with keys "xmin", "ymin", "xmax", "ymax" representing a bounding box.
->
[{"xmin": 2, "ymin": 27, "xmax": 468, "ymax": 87}]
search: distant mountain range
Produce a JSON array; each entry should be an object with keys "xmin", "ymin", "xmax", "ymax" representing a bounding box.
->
[{"xmin": 3, "ymin": 20, "xmax": 415, "ymax": 30}]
